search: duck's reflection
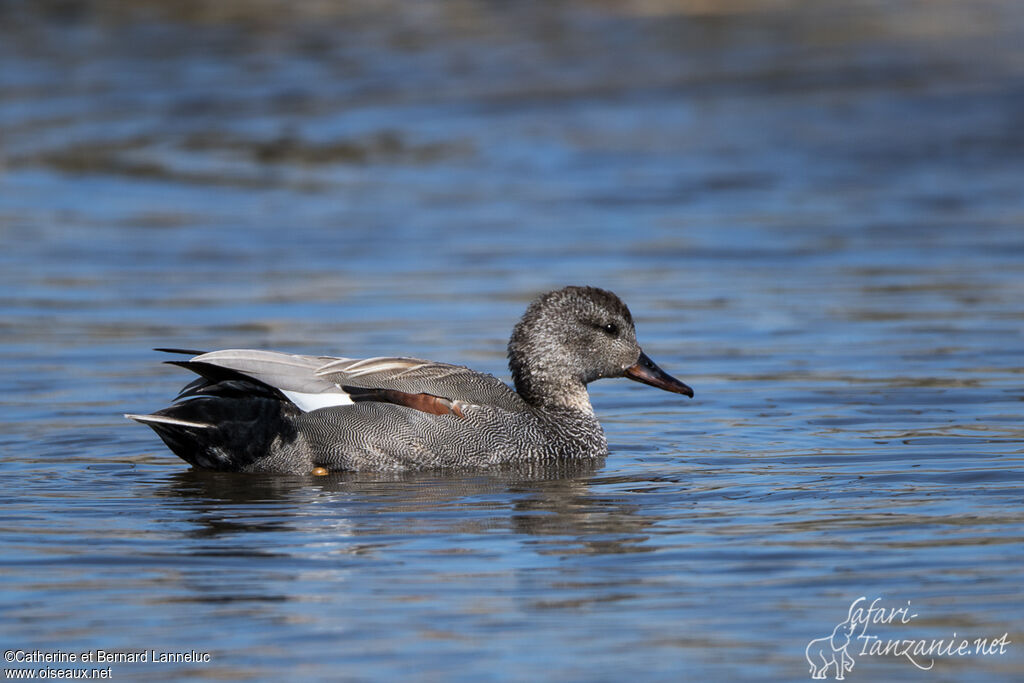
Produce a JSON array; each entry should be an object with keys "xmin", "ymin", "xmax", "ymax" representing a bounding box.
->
[{"xmin": 155, "ymin": 457, "xmax": 654, "ymax": 555}]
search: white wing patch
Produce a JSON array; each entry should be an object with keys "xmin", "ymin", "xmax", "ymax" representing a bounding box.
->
[{"xmin": 280, "ymin": 389, "xmax": 354, "ymax": 412}]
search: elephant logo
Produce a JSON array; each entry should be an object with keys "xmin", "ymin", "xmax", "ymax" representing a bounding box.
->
[{"xmin": 806, "ymin": 613, "xmax": 858, "ymax": 680}]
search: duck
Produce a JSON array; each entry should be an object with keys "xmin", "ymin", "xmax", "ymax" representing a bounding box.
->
[{"xmin": 126, "ymin": 286, "xmax": 693, "ymax": 473}]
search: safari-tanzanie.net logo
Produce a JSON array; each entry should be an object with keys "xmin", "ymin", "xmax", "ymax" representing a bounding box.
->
[{"xmin": 805, "ymin": 596, "xmax": 1010, "ymax": 680}]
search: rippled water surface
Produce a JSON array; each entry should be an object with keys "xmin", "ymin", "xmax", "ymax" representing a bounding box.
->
[{"xmin": 2, "ymin": 2, "xmax": 1023, "ymax": 680}]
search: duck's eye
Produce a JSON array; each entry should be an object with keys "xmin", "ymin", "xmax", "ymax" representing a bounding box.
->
[{"xmin": 602, "ymin": 322, "xmax": 619, "ymax": 336}]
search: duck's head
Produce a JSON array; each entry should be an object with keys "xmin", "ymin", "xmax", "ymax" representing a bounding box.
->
[{"xmin": 508, "ymin": 286, "xmax": 693, "ymax": 412}]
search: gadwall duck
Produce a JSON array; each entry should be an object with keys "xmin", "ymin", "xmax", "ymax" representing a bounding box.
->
[{"xmin": 127, "ymin": 286, "xmax": 693, "ymax": 473}]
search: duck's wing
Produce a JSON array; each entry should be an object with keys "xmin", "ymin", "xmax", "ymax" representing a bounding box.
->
[
  {"xmin": 315, "ymin": 356, "xmax": 528, "ymax": 413},
  {"xmin": 178, "ymin": 349, "xmax": 354, "ymax": 412},
  {"xmin": 158, "ymin": 349, "xmax": 527, "ymax": 417}
]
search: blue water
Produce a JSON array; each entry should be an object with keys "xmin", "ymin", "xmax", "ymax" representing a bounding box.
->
[{"xmin": 1, "ymin": 2, "xmax": 1023, "ymax": 680}]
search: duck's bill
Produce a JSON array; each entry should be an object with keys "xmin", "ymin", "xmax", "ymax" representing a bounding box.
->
[{"xmin": 625, "ymin": 352, "xmax": 694, "ymax": 397}]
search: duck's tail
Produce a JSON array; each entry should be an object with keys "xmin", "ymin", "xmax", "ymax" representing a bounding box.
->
[
  {"xmin": 126, "ymin": 391, "xmax": 302, "ymax": 472},
  {"xmin": 125, "ymin": 409, "xmax": 215, "ymax": 466},
  {"xmin": 129, "ymin": 349, "xmax": 321, "ymax": 472}
]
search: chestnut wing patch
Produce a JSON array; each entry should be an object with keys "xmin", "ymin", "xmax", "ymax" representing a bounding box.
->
[{"xmin": 343, "ymin": 386, "xmax": 469, "ymax": 418}]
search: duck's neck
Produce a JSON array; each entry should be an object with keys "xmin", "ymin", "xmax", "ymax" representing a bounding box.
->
[
  {"xmin": 511, "ymin": 366, "xmax": 595, "ymax": 416},
  {"xmin": 529, "ymin": 380, "xmax": 595, "ymax": 415}
]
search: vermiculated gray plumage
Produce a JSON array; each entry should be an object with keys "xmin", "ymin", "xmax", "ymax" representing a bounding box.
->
[{"xmin": 127, "ymin": 286, "xmax": 693, "ymax": 473}]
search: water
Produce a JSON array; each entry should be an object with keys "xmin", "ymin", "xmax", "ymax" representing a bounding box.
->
[{"xmin": 1, "ymin": 1, "xmax": 1023, "ymax": 680}]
